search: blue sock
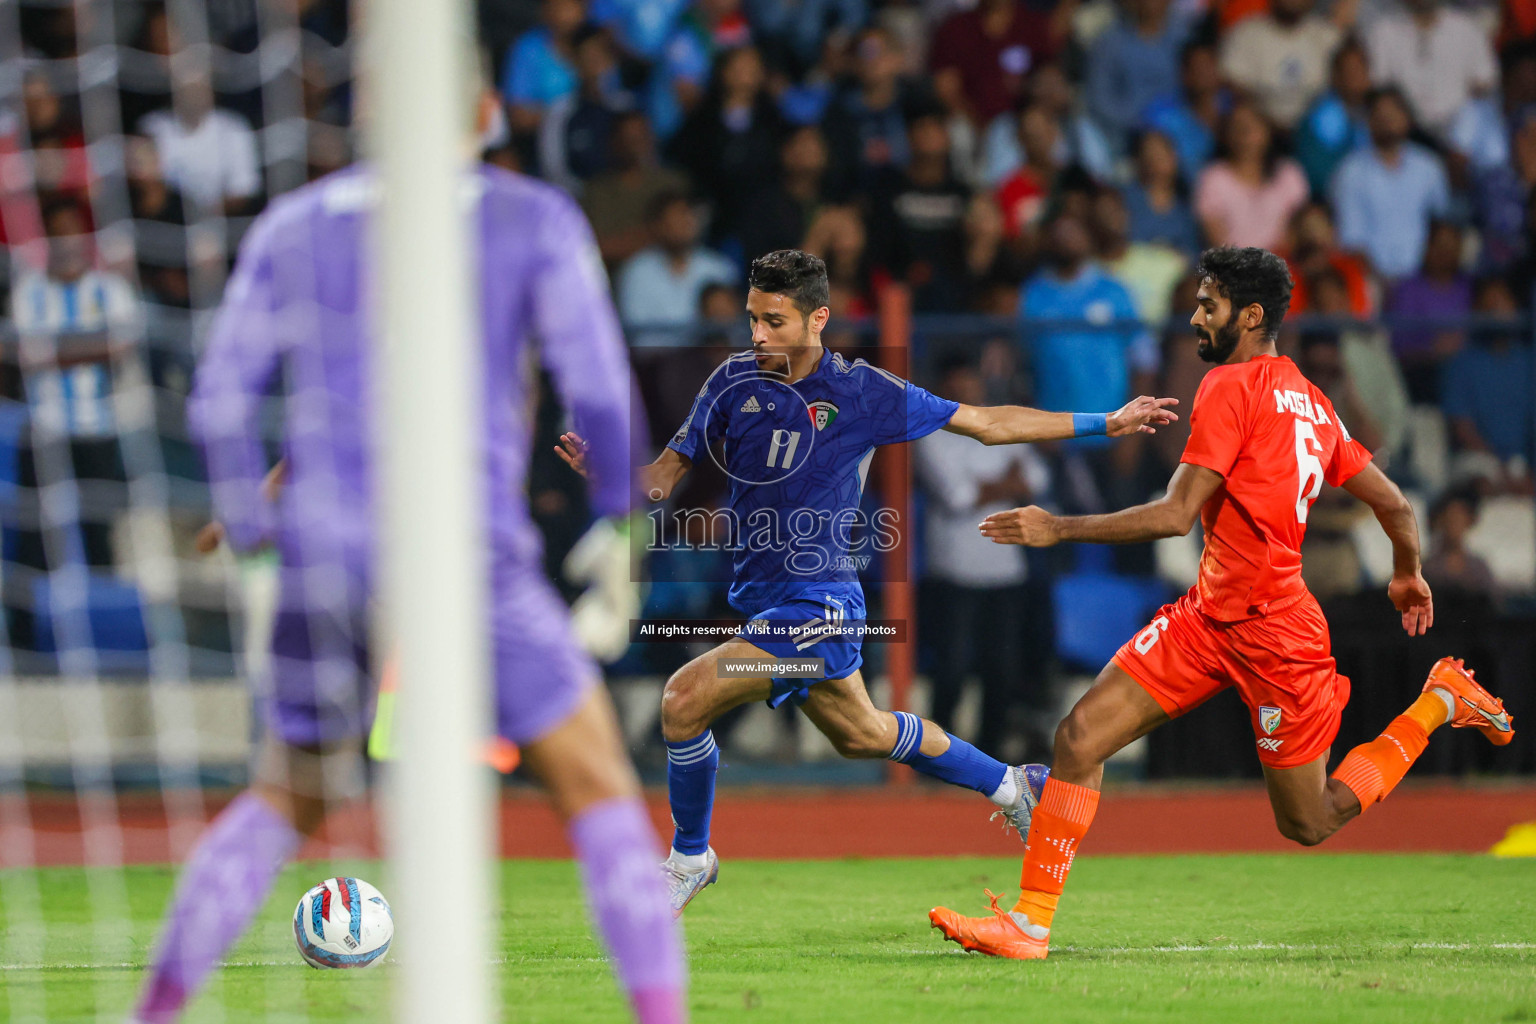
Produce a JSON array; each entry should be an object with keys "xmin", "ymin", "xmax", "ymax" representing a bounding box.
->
[
  {"xmin": 888, "ymin": 711, "xmax": 1008, "ymax": 797},
  {"xmin": 665, "ymin": 731, "xmax": 718, "ymax": 855}
]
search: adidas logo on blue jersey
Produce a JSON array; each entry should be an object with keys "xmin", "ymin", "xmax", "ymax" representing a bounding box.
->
[{"xmin": 740, "ymin": 396, "xmax": 761, "ymax": 413}]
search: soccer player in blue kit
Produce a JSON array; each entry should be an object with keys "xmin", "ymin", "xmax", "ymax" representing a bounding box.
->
[{"xmin": 560, "ymin": 250, "xmax": 1178, "ymax": 915}]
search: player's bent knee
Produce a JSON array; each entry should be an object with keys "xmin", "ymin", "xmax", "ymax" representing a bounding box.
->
[
  {"xmin": 660, "ymin": 671, "xmax": 712, "ymax": 741},
  {"xmin": 1275, "ymin": 814, "xmax": 1331, "ymax": 847},
  {"xmin": 828, "ymin": 728, "xmax": 887, "ymax": 760},
  {"xmin": 1054, "ymin": 707, "xmax": 1107, "ymax": 770}
]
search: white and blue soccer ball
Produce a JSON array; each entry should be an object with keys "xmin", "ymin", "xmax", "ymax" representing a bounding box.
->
[{"xmin": 292, "ymin": 877, "xmax": 393, "ymax": 969}]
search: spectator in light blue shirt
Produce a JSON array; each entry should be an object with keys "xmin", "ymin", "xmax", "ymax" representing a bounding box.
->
[
  {"xmin": 590, "ymin": 0, "xmax": 692, "ymax": 61},
  {"xmin": 1442, "ymin": 278, "xmax": 1535, "ymax": 488},
  {"xmin": 1294, "ymin": 37, "xmax": 1372, "ymax": 197},
  {"xmin": 502, "ymin": 0, "xmax": 589, "ymax": 132},
  {"xmin": 616, "ymin": 191, "xmax": 739, "ymax": 345},
  {"xmin": 1020, "ymin": 212, "xmax": 1158, "ymax": 448},
  {"xmin": 1331, "ymin": 87, "xmax": 1450, "ymax": 281},
  {"xmin": 1087, "ymin": 0, "xmax": 1193, "ymax": 155},
  {"xmin": 1138, "ymin": 40, "xmax": 1226, "ymax": 183}
]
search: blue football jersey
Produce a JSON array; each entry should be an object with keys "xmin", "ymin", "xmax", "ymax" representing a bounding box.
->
[{"xmin": 666, "ymin": 349, "xmax": 960, "ymax": 612}]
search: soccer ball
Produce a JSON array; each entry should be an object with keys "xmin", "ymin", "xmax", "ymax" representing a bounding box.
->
[{"xmin": 292, "ymin": 877, "xmax": 393, "ymax": 969}]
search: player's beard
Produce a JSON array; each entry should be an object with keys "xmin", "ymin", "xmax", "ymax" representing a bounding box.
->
[
  {"xmin": 1196, "ymin": 317, "xmax": 1242, "ymax": 364},
  {"xmin": 754, "ymin": 323, "xmax": 811, "ymax": 376}
]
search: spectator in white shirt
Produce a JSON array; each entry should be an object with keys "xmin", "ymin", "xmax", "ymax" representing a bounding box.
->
[
  {"xmin": 915, "ymin": 355, "xmax": 1053, "ymax": 756},
  {"xmin": 1218, "ymin": 0, "xmax": 1344, "ymax": 129},
  {"xmin": 615, "ymin": 190, "xmax": 737, "ymax": 345},
  {"xmin": 137, "ymin": 72, "xmax": 262, "ymax": 216},
  {"xmin": 1364, "ymin": 0, "xmax": 1497, "ymax": 140}
]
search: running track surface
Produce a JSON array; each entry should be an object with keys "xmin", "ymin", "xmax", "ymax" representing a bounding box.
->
[{"xmin": 16, "ymin": 784, "xmax": 1536, "ymax": 866}]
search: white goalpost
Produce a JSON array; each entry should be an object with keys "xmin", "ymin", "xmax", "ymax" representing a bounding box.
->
[{"xmin": 364, "ymin": 0, "xmax": 494, "ymax": 1021}]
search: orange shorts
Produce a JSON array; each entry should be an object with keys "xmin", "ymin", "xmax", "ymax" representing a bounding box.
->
[{"xmin": 1111, "ymin": 589, "xmax": 1350, "ymax": 769}]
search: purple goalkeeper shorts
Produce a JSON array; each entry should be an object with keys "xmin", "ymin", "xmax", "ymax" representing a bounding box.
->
[{"xmin": 265, "ymin": 567, "xmax": 597, "ymax": 748}]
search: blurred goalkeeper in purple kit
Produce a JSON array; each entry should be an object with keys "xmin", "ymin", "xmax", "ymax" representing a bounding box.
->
[{"xmin": 129, "ymin": 57, "xmax": 686, "ymax": 1024}]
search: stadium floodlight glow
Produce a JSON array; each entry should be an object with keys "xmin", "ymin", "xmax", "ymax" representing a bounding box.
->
[{"xmin": 362, "ymin": 0, "xmax": 494, "ymax": 1022}]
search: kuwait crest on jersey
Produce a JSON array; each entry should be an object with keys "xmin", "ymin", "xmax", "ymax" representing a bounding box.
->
[
  {"xmin": 808, "ymin": 400, "xmax": 839, "ymax": 431},
  {"xmin": 1259, "ymin": 706, "xmax": 1282, "ymax": 735}
]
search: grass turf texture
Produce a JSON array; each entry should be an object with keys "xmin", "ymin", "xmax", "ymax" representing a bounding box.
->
[{"xmin": 3, "ymin": 855, "xmax": 1533, "ymax": 1023}]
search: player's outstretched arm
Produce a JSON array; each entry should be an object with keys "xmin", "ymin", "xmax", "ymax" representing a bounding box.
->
[
  {"xmin": 943, "ymin": 395, "xmax": 1178, "ymax": 445},
  {"xmin": 556, "ymin": 431, "xmax": 690, "ymax": 502},
  {"xmin": 979, "ymin": 462, "xmax": 1223, "ymax": 546},
  {"xmin": 1342, "ymin": 461, "xmax": 1433, "ymax": 637}
]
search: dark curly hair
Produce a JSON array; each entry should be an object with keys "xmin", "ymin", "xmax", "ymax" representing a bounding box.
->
[
  {"xmin": 748, "ymin": 249, "xmax": 830, "ymax": 318},
  {"xmin": 1195, "ymin": 247, "xmax": 1294, "ymax": 341}
]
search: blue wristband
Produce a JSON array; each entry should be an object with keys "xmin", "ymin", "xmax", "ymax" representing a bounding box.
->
[{"xmin": 1072, "ymin": 412, "xmax": 1108, "ymax": 437}]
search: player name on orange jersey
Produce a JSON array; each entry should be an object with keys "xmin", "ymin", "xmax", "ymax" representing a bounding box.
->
[{"xmin": 1272, "ymin": 388, "xmax": 1333, "ymax": 426}]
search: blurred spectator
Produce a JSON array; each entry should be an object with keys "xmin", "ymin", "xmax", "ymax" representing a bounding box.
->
[
  {"xmin": 802, "ymin": 205, "xmax": 874, "ymax": 317},
  {"xmin": 19, "ymin": 1, "xmax": 78, "ymax": 60},
  {"xmin": 1123, "ymin": 130, "xmax": 1200, "ymax": 256},
  {"xmin": 645, "ymin": 0, "xmax": 751, "ymax": 140},
  {"xmin": 1506, "ymin": 190, "xmax": 1536, "ymax": 303},
  {"xmin": 825, "ymin": 26, "xmax": 913, "ymax": 188},
  {"xmin": 1218, "ymin": 0, "xmax": 1343, "ymax": 130},
  {"xmin": 745, "ymin": 0, "xmax": 867, "ymax": 77},
  {"xmin": 502, "ymin": 0, "xmax": 590, "ymax": 134},
  {"xmin": 915, "ymin": 355, "xmax": 1052, "ymax": 754},
  {"xmin": 1305, "ymin": 268, "xmax": 1409, "ymax": 463},
  {"xmin": 1091, "ymin": 186, "xmax": 1187, "ymax": 325},
  {"xmin": 1474, "ymin": 112, "xmax": 1536, "ymax": 274},
  {"xmin": 1139, "ymin": 41, "xmax": 1228, "ymax": 186},
  {"xmin": 137, "ymin": 73, "xmax": 261, "ymax": 216},
  {"xmin": 1422, "ymin": 487, "xmax": 1497, "ymax": 597},
  {"xmin": 1284, "ymin": 202, "xmax": 1375, "ymax": 317},
  {"xmin": 9, "ymin": 202, "xmax": 140, "ymax": 569},
  {"xmin": 1385, "ymin": 219, "xmax": 1470, "ymax": 402},
  {"xmin": 992, "ymin": 104, "xmax": 1058, "ymax": 246},
  {"xmin": 981, "ymin": 63, "xmax": 1116, "ymax": 188},
  {"xmin": 1194, "ymin": 101, "xmax": 1309, "ymax": 250},
  {"xmin": 929, "ymin": 0, "xmax": 1059, "ymax": 129},
  {"xmin": 592, "ymin": 0, "xmax": 692, "ymax": 63},
  {"xmin": 616, "ymin": 191, "xmax": 738, "ymax": 343},
  {"xmin": 740, "ymin": 125, "xmax": 835, "ymax": 263},
  {"xmin": 1442, "ymin": 277, "xmax": 1535, "ymax": 494},
  {"xmin": 1294, "ymin": 38, "xmax": 1373, "ymax": 197},
  {"xmin": 1296, "ymin": 332, "xmax": 1372, "ymax": 599},
  {"xmin": 1020, "ymin": 211, "xmax": 1157, "ymax": 430},
  {"xmin": 19, "ymin": 72, "xmax": 92, "ymax": 198},
  {"xmin": 1332, "ymin": 87, "xmax": 1449, "ymax": 280},
  {"xmin": 1086, "ymin": 0, "xmax": 1192, "ymax": 154},
  {"xmin": 666, "ymin": 46, "xmax": 785, "ymax": 244},
  {"xmin": 1364, "ymin": 0, "xmax": 1497, "ymax": 140},
  {"xmin": 867, "ymin": 108, "xmax": 982, "ymax": 311},
  {"xmin": 1444, "ymin": 42, "xmax": 1536, "ymax": 175},
  {"xmin": 124, "ymin": 136, "xmax": 191, "ymax": 310},
  {"xmin": 582, "ymin": 110, "xmax": 690, "ymax": 266},
  {"xmin": 537, "ymin": 24, "xmax": 635, "ymax": 193}
]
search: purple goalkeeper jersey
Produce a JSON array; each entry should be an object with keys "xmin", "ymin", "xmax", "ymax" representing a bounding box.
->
[{"xmin": 189, "ymin": 163, "xmax": 642, "ymax": 580}]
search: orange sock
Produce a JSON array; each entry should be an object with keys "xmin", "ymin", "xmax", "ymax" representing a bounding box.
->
[
  {"xmin": 1012, "ymin": 778, "xmax": 1100, "ymax": 929},
  {"xmin": 1331, "ymin": 692, "xmax": 1449, "ymax": 809}
]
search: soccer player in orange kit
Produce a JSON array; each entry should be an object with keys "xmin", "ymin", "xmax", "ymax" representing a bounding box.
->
[{"xmin": 928, "ymin": 247, "xmax": 1515, "ymax": 959}]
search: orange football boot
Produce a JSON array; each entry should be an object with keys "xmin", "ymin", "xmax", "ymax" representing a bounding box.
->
[
  {"xmin": 929, "ymin": 889, "xmax": 1049, "ymax": 960},
  {"xmin": 1425, "ymin": 657, "xmax": 1514, "ymax": 746}
]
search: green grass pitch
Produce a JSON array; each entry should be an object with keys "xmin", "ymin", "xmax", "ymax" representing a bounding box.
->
[{"xmin": 3, "ymin": 854, "xmax": 1534, "ymax": 1023}]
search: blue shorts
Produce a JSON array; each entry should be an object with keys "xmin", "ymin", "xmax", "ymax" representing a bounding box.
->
[{"xmin": 736, "ymin": 590, "xmax": 866, "ymax": 708}]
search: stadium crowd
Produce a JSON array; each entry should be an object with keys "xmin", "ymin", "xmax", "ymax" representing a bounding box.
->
[{"xmin": 3, "ymin": 0, "xmax": 1535, "ymax": 760}]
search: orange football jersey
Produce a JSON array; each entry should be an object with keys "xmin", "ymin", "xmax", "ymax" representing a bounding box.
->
[{"xmin": 1180, "ymin": 354, "xmax": 1373, "ymax": 622}]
